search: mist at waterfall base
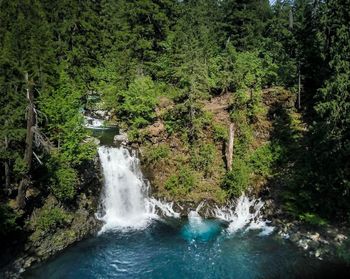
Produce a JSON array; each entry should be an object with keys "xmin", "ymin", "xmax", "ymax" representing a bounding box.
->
[{"xmin": 24, "ymin": 142, "xmax": 350, "ymax": 278}]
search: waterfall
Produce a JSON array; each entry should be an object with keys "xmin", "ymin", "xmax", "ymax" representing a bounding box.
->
[
  {"xmin": 214, "ymin": 195, "xmax": 274, "ymax": 236},
  {"xmin": 98, "ymin": 146, "xmax": 178, "ymax": 233},
  {"xmin": 84, "ymin": 116, "xmax": 106, "ymax": 129}
]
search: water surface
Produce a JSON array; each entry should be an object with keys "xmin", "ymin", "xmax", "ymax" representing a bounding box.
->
[{"xmin": 24, "ymin": 219, "xmax": 349, "ymax": 279}]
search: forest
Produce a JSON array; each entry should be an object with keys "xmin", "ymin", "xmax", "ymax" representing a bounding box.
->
[{"xmin": 0, "ymin": 0, "xmax": 350, "ymax": 273}]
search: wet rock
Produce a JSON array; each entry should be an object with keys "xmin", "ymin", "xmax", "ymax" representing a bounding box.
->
[
  {"xmin": 84, "ymin": 136, "xmax": 100, "ymax": 145},
  {"xmin": 307, "ymin": 232, "xmax": 320, "ymax": 242},
  {"xmin": 94, "ymin": 110, "xmax": 108, "ymax": 119},
  {"xmin": 334, "ymin": 233, "xmax": 347, "ymax": 243},
  {"xmin": 297, "ymin": 238, "xmax": 310, "ymax": 250},
  {"xmin": 114, "ymin": 131, "xmax": 128, "ymax": 143}
]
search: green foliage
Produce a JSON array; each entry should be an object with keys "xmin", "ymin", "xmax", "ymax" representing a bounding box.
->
[
  {"xmin": 40, "ymin": 67, "xmax": 96, "ymax": 165},
  {"xmin": 233, "ymin": 51, "xmax": 264, "ymax": 90},
  {"xmin": 1, "ymin": 0, "xmax": 349, "ymax": 224},
  {"xmin": 34, "ymin": 207, "xmax": 71, "ymax": 233},
  {"xmin": 143, "ymin": 144, "xmax": 170, "ymax": 165},
  {"xmin": 250, "ymin": 143, "xmax": 281, "ymax": 177},
  {"xmin": 299, "ymin": 213, "xmax": 328, "ymax": 227},
  {"xmin": 0, "ymin": 204, "xmax": 20, "ymax": 237},
  {"xmin": 212, "ymin": 123, "xmax": 228, "ymax": 142},
  {"xmin": 165, "ymin": 167, "xmax": 196, "ymax": 195},
  {"xmin": 191, "ymin": 143, "xmax": 216, "ymax": 177},
  {"xmin": 13, "ymin": 157, "xmax": 28, "ymax": 176},
  {"xmin": 117, "ymin": 76, "xmax": 159, "ymax": 128},
  {"xmin": 222, "ymin": 158, "xmax": 251, "ymax": 197},
  {"xmin": 51, "ymin": 165, "xmax": 78, "ymax": 202}
]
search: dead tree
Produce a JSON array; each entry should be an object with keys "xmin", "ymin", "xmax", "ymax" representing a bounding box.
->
[
  {"xmin": 16, "ymin": 73, "xmax": 35, "ymax": 209},
  {"xmin": 226, "ymin": 122, "xmax": 235, "ymax": 171}
]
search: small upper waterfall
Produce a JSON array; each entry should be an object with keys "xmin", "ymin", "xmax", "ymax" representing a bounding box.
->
[
  {"xmin": 84, "ymin": 116, "xmax": 106, "ymax": 129},
  {"xmin": 98, "ymin": 145, "xmax": 178, "ymax": 232}
]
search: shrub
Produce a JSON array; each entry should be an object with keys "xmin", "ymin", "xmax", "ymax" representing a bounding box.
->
[
  {"xmin": 35, "ymin": 207, "xmax": 71, "ymax": 233},
  {"xmin": 13, "ymin": 157, "xmax": 27, "ymax": 175},
  {"xmin": 191, "ymin": 143, "xmax": 216, "ymax": 177},
  {"xmin": 0, "ymin": 204, "xmax": 20, "ymax": 237},
  {"xmin": 51, "ymin": 166, "xmax": 78, "ymax": 201},
  {"xmin": 165, "ymin": 167, "xmax": 196, "ymax": 194},
  {"xmin": 212, "ymin": 123, "xmax": 228, "ymax": 142},
  {"xmin": 337, "ymin": 239, "xmax": 350, "ymax": 264},
  {"xmin": 249, "ymin": 143, "xmax": 280, "ymax": 177},
  {"xmin": 143, "ymin": 144, "xmax": 170, "ymax": 164},
  {"xmin": 221, "ymin": 158, "xmax": 251, "ymax": 197},
  {"xmin": 299, "ymin": 212, "xmax": 328, "ymax": 227}
]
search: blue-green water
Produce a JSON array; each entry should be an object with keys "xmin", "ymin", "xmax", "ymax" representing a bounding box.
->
[{"xmin": 23, "ymin": 219, "xmax": 349, "ymax": 279}]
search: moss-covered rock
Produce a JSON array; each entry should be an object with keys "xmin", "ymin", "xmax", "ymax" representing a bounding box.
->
[{"xmin": 2, "ymin": 157, "xmax": 102, "ymax": 278}]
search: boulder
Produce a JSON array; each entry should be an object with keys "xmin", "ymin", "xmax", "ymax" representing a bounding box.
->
[{"xmin": 114, "ymin": 132, "xmax": 128, "ymax": 143}]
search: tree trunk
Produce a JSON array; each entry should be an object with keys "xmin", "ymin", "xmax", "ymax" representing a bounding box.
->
[
  {"xmin": 226, "ymin": 123, "xmax": 235, "ymax": 171},
  {"xmin": 16, "ymin": 73, "xmax": 35, "ymax": 209}
]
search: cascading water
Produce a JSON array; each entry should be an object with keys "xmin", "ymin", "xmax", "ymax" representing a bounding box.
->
[
  {"xmin": 84, "ymin": 116, "xmax": 106, "ymax": 129},
  {"xmin": 214, "ymin": 195, "xmax": 274, "ymax": 236},
  {"xmin": 98, "ymin": 145, "xmax": 179, "ymax": 233}
]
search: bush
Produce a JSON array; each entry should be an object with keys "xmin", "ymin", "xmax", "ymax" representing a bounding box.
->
[
  {"xmin": 35, "ymin": 207, "xmax": 71, "ymax": 233},
  {"xmin": 51, "ymin": 166, "xmax": 78, "ymax": 201},
  {"xmin": 0, "ymin": 204, "xmax": 20, "ymax": 237},
  {"xmin": 143, "ymin": 144, "xmax": 170, "ymax": 164},
  {"xmin": 191, "ymin": 143, "xmax": 216, "ymax": 177},
  {"xmin": 163, "ymin": 98, "xmax": 211, "ymax": 139},
  {"xmin": 212, "ymin": 123, "xmax": 228, "ymax": 142},
  {"xmin": 40, "ymin": 68, "xmax": 96, "ymax": 166},
  {"xmin": 221, "ymin": 158, "xmax": 251, "ymax": 197},
  {"xmin": 165, "ymin": 167, "xmax": 196, "ymax": 194},
  {"xmin": 59, "ymin": 115, "xmax": 96, "ymax": 165},
  {"xmin": 250, "ymin": 143, "xmax": 280, "ymax": 177},
  {"xmin": 299, "ymin": 212, "xmax": 328, "ymax": 227},
  {"xmin": 13, "ymin": 157, "xmax": 27, "ymax": 175}
]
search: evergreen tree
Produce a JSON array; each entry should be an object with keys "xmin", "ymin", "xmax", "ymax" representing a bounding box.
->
[{"xmin": 307, "ymin": 0, "xmax": 350, "ymax": 216}]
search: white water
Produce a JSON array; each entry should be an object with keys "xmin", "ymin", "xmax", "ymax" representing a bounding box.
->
[
  {"xmin": 146, "ymin": 198, "xmax": 180, "ymax": 218},
  {"xmin": 214, "ymin": 195, "xmax": 274, "ymax": 236},
  {"xmin": 188, "ymin": 202, "xmax": 205, "ymax": 228},
  {"xmin": 97, "ymin": 144, "xmax": 272, "ymax": 235},
  {"xmin": 98, "ymin": 146, "xmax": 179, "ymax": 233},
  {"xmin": 84, "ymin": 116, "xmax": 106, "ymax": 129}
]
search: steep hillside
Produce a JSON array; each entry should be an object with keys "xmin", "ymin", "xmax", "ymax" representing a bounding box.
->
[{"xmin": 134, "ymin": 87, "xmax": 298, "ymax": 206}]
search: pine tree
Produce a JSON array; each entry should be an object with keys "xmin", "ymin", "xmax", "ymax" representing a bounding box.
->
[{"xmin": 308, "ymin": 0, "xmax": 350, "ymax": 216}]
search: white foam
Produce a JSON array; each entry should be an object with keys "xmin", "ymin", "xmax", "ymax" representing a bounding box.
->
[
  {"xmin": 84, "ymin": 116, "xmax": 107, "ymax": 129},
  {"xmin": 214, "ymin": 195, "xmax": 274, "ymax": 236},
  {"xmin": 97, "ymin": 146, "xmax": 179, "ymax": 233}
]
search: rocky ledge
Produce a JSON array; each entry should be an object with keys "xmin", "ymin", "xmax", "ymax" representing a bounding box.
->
[
  {"xmin": 2, "ymin": 157, "xmax": 103, "ymax": 279},
  {"xmin": 262, "ymin": 199, "xmax": 349, "ymax": 261},
  {"xmin": 273, "ymin": 219, "xmax": 349, "ymax": 260}
]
